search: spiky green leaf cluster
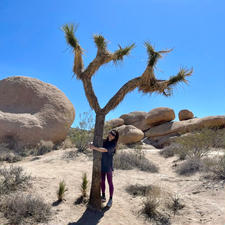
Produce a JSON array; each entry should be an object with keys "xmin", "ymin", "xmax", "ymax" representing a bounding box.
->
[
  {"xmin": 81, "ymin": 173, "xmax": 88, "ymax": 197},
  {"xmin": 168, "ymin": 68, "xmax": 193, "ymax": 86},
  {"xmin": 113, "ymin": 43, "xmax": 135, "ymax": 62},
  {"xmin": 57, "ymin": 180, "xmax": 68, "ymax": 201},
  {"xmin": 62, "ymin": 24, "xmax": 79, "ymax": 49},
  {"xmin": 144, "ymin": 42, "xmax": 161, "ymax": 67},
  {"xmin": 93, "ymin": 34, "xmax": 107, "ymax": 50}
]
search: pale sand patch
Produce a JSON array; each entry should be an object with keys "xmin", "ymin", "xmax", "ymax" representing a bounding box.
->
[{"xmin": 0, "ymin": 147, "xmax": 224, "ymax": 225}]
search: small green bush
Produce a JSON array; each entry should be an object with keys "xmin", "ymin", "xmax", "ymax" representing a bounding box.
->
[
  {"xmin": 57, "ymin": 181, "xmax": 68, "ymax": 202},
  {"xmin": 114, "ymin": 151, "xmax": 159, "ymax": 172},
  {"xmin": 0, "ymin": 166, "xmax": 31, "ymax": 195},
  {"xmin": 75, "ymin": 173, "xmax": 89, "ymax": 204},
  {"xmin": 0, "ymin": 194, "xmax": 51, "ymax": 225},
  {"xmin": 69, "ymin": 111, "xmax": 94, "ymax": 153}
]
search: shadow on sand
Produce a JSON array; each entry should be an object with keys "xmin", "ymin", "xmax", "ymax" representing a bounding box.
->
[{"xmin": 68, "ymin": 207, "xmax": 110, "ymax": 225}]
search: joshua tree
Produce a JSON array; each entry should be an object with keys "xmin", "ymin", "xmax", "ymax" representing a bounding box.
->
[{"xmin": 62, "ymin": 24, "xmax": 193, "ymax": 210}]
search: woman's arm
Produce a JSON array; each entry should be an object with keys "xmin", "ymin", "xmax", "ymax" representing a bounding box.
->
[{"xmin": 89, "ymin": 144, "xmax": 108, "ymax": 152}]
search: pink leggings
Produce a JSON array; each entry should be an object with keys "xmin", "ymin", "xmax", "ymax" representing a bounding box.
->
[{"xmin": 101, "ymin": 171, "xmax": 114, "ymax": 198}]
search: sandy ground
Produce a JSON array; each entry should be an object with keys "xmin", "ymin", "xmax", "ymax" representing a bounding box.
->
[{"xmin": 0, "ymin": 146, "xmax": 224, "ymax": 225}]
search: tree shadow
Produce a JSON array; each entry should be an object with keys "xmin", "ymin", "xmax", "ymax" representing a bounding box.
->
[
  {"xmin": 52, "ymin": 199, "xmax": 62, "ymax": 206},
  {"xmin": 68, "ymin": 207, "xmax": 110, "ymax": 225}
]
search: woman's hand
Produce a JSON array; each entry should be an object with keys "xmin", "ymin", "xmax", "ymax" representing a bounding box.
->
[{"xmin": 89, "ymin": 144, "xmax": 95, "ymax": 150}]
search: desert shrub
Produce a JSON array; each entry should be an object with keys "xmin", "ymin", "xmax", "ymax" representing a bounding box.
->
[
  {"xmin": 140, "ymin": 196, "xmax": 171, "ymax": 225},
  {"xmin": 159, "ymin": 143, "xmax": 180, "ymax": 158},
  {"xmin": 175, "ymin": 129, "xmax": 216, "ymax": 160},
  {"xmin": 0, "ymin": 166, "xmax": 31, "ymax": 195},
  {"xmin": 114, "ymin": 151, "xmax": 159, "ymax": 172},
  {"xmin": 126, "ymin": 184, "xmax": 161, "ymax": 198},
  {"xmin": 126, "ymin": 142, "xmax": 143, "ymax": 149},
  {"xmin": 69, "ymin": 111, "xmax": 94, "ymax": 153},
  {"xmin": 35, "ymin": 140, "xmax": 54, "ymax": 155},
  {"xmin": 0, "ymin": 194, "xmax": 51, "ymax": 225},
  {"xmin": 202, "ymin": 155, "xmax": 225, "ymax": 180},
  {"xmin": 57, "ymin": 180, "xmax": 68, "ymax": 202},
  {"xmin": 175, "ymin": 159, "xmax": 203, "ymax": 176},
  {"xmin": 0, "ymin": 144, "xmax": 22, "ymax": 163},
  {"xmin": 207, "ymin": 128, "xmax": 225, "ymax": 148},
  {"xmin": 61, "ymin": 137, "xmax": 74, "ymax": 149},
  {"xmin": 63, "ymin": 150, "xmax": 78, "ymax": 160},
  {"xmin": 166, "ymin": 194, "xmax": 184, "ymax": 215}
]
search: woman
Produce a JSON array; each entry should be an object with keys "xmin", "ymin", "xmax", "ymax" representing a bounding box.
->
[{"xmin": 89, "ymin": 129, "xmax": 119, "ymax": 208}]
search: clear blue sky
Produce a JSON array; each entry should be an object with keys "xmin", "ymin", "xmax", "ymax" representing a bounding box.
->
[{"xmin": 0, "ymin": 0, "xmax": 225, "ymax": 127}]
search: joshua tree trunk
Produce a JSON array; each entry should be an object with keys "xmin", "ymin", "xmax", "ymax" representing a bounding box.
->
[
  {"xmin": 88, "ymin": 112, "xmax": 105, "ymax": 210},
  {"xmin": 62, "ymin": 24, "xmax": 193, "ymax": 210}
]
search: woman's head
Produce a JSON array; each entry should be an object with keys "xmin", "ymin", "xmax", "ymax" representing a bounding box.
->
[{"xmin": 107, "ymin": 129, "xmax": 119, "ymax": 144}]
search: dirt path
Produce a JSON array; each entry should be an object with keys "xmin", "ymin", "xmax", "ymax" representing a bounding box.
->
[{"xmin": 0, "ymin": 147, "xmax": 224, "ymax": 225}]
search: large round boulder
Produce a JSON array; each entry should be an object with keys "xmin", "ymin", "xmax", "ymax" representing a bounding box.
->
[
  {"xmin": 178, "ymin": 109, "xmax": 194, "ymax": 121},
  {"xmin": 120, "ymin": 111, "xmax": 149, "ymax": 131},
  {"xmin": 145, "ymin": 107, "xmax": 175, "ymax": 127},
  {"xmin": 105, "ymin": 118, "xmax": 124, "ymax": 129},
  {"xmin": 115, "ymin": 125, "xmax": 144, "ymax": 144},
  {"xmin": 0, "ymin": 76, "xmax": 75, "ymax": 146},
  {"xmin": 145, "ymin": 116, "xmax": 225, "ymax": 138}
]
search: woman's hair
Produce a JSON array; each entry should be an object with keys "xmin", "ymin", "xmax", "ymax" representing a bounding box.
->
[{"xmin": 105, "ymin": 129, "xmax": 119, "ymax": 153}]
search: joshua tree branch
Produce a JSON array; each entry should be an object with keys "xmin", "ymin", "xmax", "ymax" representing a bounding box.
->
[
  {"xmin": 102, "ymin": 77, "xmax": 141, "ymax": 114},
  {"xmin": 82, "ymin": 78, "xmax": 101, "ymax": 112}
]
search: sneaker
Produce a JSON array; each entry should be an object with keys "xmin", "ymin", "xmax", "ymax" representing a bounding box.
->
[
  {"xmin": 106, "ymin": 199, "xmax": 112, "ymax": 208},
  {"xmin": 101, "ymin": 195, "xmax": 106, "ymax": 202}
]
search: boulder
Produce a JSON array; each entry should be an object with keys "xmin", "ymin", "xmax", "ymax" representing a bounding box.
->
[
  {"xmin": 105, "ymin": 118, "xmax": 124, "ymax": 128},
  {"xmin": 0, "ymin": 76, "xmax": 75, "ymax": 146},
  {"xmin": 145, "ymin": 107, "xmax": 175, "ymax": 127},
  {"xmin": 120, "ymin": 111, "xmax": 149, "ymax": 131},
  {"xmin": 143, "ymin": 133, "xmax": 179, "ymax": 148},
  {"xmin": 115, "ymin": 125, "xmax": 144, "ymax": 144},
  {"xmin": 145, "ymin": 116, "xmax": 225, "ymax": 138},
  {"xmin": 178, "ymin": 109, "xmax": 194, "ymax": 121}
]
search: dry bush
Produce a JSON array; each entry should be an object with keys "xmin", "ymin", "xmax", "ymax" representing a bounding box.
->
[
  {"xmin": 69, "ymin": 111, "xmax": 94, "ymax": 154},
  {"xmin": 166, "ymin": 194, "xmax": 185, "ymax": 215},
  {"xmin": 0, "ymin": 166, "xmax": 31, "ymax": 195},
  {"xmin": 175, "ymin": 159, "xmax": 203, "ymax": 176},
  {"xmin": 159, "ymin": 143, "xmax": 180, "ymax": 158},
  {"xmin": 63, "ymin": 150, "xmax": 78, "ymax": 160},
  {"xmin": 35, "ymin": 140, "xmax": 54, "ymax": 155},
  {"xmin": 0, "ymin": 194, "xmax": 51, "ymax": 225},
  {"xmin": 0, "ymin": 144, "xmax": 22, "ymax": 163},
  {"xmin": 126, "ymin": 184, "xmax": 161, "ymax": 198},
  {"xmin": 202, "ymin": 155, "xmax": 225, "ymax": 180},
  {"xmin": 140, "ymin": 196, "xmax": 170, "ymax": 225},
  {"xmin": 175, "ymin": 129, "xmax": 224, "ymax": 161},
  {"xmin": 114, "ymin": 151, "xmax": 159, "ymax": 172}
]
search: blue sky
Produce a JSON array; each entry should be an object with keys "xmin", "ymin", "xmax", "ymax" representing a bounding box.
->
[{"xmin": 0, "ymin": 0, "xmax": 224, "ymax": 127}]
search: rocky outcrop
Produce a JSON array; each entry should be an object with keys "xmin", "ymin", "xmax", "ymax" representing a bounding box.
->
[
  {"xmin": 105, "ymin": 118, "xmax": 124, "ymax": 128},
  {"xmin": 178, "ymin": 109, "xmax": 194, "ymax": 121},
  {"xmin": 120, "ymin": 111, "xmax": 149, "ymax": 131},
  {"xmin": 0, "ymin": 76, "xmax": 75, "ymax": 146},
  {"xmin": 145, "ymin": 116, "xmax": 225, "ymax": 138},
  {"xmin": 115, "ymin": 125, "xmax": 144, "ymax": 144},
  {"xmin": 145, "ymin": 107, "xmax": 175, "ymax": 127}
]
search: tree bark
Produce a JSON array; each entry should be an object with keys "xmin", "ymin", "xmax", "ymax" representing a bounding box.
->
[{"xmin": 88, "ymin": 112, "xmax": 105, "ymax": 210}]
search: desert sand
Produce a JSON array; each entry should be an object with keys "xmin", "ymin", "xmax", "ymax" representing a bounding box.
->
[{"xmin": 0, "ymin": 146, "xmax": 224, "ymax": 225}]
